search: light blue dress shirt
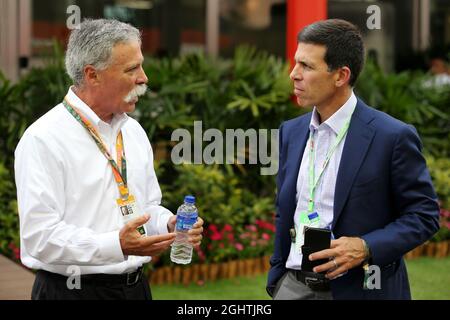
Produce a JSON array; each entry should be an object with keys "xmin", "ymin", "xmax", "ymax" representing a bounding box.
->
[{"xmin": 286, "ymin": 92, "xmax": 357, "ymax": 270}]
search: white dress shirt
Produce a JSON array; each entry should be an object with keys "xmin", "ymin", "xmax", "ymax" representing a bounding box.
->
[
  {"xmin": 14, "ymin": 88, "xmax": 174, "ymax": 276},
  {"xmin": 286, "ymin": 92, "xmax": 357, "ymax": 270}
]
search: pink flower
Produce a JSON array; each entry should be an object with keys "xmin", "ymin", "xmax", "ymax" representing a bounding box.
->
[
  {"xmin": 250, "ymin": 241, "xmax": 256, "ymax": 247},
  {"xmin": 208, "ymin": 224, "xmax": 219, "ymax": 234},
  {"xmin": 223, "ymin": 224, "xmax": 233, "ymax": 232},
  {"xmin": 210, "ymin": 232, "xmax": 222, "ymax": 241},
  {"xmin": 440, "ymin": 209, "xmax": 450, "ymax": 218},
  {"xmin": 255, "ymin": 220, "xmax": 276, "ymax": 232},
  {"xmin": 240, "ymin": 233, "xmax": 249, "ymax": 239},
  {"xmin": 246, "ymin": 225, "xmax": 257, "ymax": 232},
  {"xmin": 262, "ymin": 233, "xmax": 271, "ymax": 240},
  {"xmin": 235, "ymin": 243, "xmax": 244, "ymax": 251}
]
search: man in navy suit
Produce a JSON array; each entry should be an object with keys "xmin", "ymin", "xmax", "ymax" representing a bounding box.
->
[{"xmin": 267, "ymin": 19, "xmax": 440, "ymax": 300}]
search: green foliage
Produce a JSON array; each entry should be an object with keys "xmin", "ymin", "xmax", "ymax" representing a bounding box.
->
[
  {"xmin": 155, "ymin": 162, "xmax": 275, "ymax": 264},
  {"xmin": 0, "ymin": 163, "xmax": 20, "ymax": 260},
  {"xmin": 160, "ymin": 163, "xmax": 274, "ymax": 227},
  {"xmin": 138, "ymin": 45, "xmax": 299, "ymax": 138},
  {"xmin": 226, "ymin": 46, "xmax": 294, "ymax": 123},
  {"xmin": 0, "ymin": 42, "xmax": 70, "ymax": 171},
  {"xmin": 425, "ymin": 156, "xmax": 450, "ymax": 242},
  {"xmin": 138, "ymin": 45, "xmax": 299, "ymax": 208},
  {"xmin": 426, "ymin": 155, "xmax": 450, "ymax": 208},
  {"xmin": 15, "ymin": 43, "xmax": 71, "ymax": 123},
  {"xmin": 356, "ymin": 60, "xmax": 450, "ymax": 157},
  {"xmin": 0, "ymin": 73, "xmax": 27, "ymax": 169}
]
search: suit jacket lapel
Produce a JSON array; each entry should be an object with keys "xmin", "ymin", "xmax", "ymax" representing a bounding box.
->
[{"xmin": 333, "ymin": 100, "xmax": 376, "ymax": 228}]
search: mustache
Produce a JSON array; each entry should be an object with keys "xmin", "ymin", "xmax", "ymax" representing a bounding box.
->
[{"xmin": 124, "ymin": 84, "xmax": 148, "ymax": 103}]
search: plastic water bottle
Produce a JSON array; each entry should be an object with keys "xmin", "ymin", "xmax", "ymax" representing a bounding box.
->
[{"xmin": 170, "ymin": 195, "xmax": 198, "ymax": 264}]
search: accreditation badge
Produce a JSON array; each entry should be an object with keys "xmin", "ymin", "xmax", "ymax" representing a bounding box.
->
[{"xmin": 117, "ymin": 195, "xmax": 147, "ymax": 236}]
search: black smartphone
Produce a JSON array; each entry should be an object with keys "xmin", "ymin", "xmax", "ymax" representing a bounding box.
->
[{"xmin": 301, "ymin": 226, "xmax": 331, "ymax": 273}]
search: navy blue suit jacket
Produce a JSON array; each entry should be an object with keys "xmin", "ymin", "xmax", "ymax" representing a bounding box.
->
[{"xmin": 267, "ymin": 98, "xmax": 440, "ymax": 299}]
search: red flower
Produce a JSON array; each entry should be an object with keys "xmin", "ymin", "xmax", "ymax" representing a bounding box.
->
[
  {"xmin": 223, "ymin": 224, "xmax": 233, "ymax": 232},
  {"xmin": 262, "ymin": 233, "xmax": 271, "ymax": 240},
  {"xmin": 210, "ymin": 232, "xmax": 222, "ymax": 241},
  {"xmin": 208, "ymin": 224, "xmax": 219, "ymax": 232}
]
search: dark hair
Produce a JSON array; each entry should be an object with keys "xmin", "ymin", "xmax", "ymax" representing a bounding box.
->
[{"xmin": 297, "ymin": 19, "xmax": 365, "ymax": 86}]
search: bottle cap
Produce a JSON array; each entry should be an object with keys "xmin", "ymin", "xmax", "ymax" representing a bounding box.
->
[{"xmin": 184, "ymin": 195, "xmax": 195, "ymax": 204}]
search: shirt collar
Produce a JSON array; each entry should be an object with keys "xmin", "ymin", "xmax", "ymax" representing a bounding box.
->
[
  {"xmin": 65, "ymin": 87, "xmax": 129, "ymax": 131},
  {"xmin": 310, "ymin": 91, "xmax": 357, "ymax": 135}
]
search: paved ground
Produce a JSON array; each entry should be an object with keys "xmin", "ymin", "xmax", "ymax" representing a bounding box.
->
[{"xmin": 0, "ymin": 255, "xmax": 34, "ymax": 300}]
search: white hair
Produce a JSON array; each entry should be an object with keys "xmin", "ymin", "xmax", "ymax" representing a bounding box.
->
[{"xmin": 65, "ymin": 19, "xmax": 142, "ymax": 86}]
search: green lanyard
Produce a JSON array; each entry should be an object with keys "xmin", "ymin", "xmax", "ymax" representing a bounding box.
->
[{"xmin": 307, "ymin": 109, "xmax": 355, "ymax": 213}]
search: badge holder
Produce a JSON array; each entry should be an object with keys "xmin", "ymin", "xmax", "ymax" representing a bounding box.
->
[{"xmin": 117, "ymin": 195, "xmax": 147, "ymax": 236}]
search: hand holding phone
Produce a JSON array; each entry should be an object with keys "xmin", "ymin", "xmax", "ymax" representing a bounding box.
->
[{"xmin": 301, "ymin": 226, "xmax": 331, "ymax": 273}]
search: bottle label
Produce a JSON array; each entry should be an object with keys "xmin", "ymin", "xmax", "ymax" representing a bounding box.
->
[{"xmin": 176, "ymin": 212, "xmax": 198, "ymax": 231}]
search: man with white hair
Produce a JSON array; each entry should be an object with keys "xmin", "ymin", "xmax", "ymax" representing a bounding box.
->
[{"xmin": 14, "ymin": 19, "xmax": 204, "ymax": 300}]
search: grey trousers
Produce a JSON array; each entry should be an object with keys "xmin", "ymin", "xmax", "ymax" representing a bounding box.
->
[{"xmin": 273, "ymin": 270, "xmax": 333, "ymax": 300}]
